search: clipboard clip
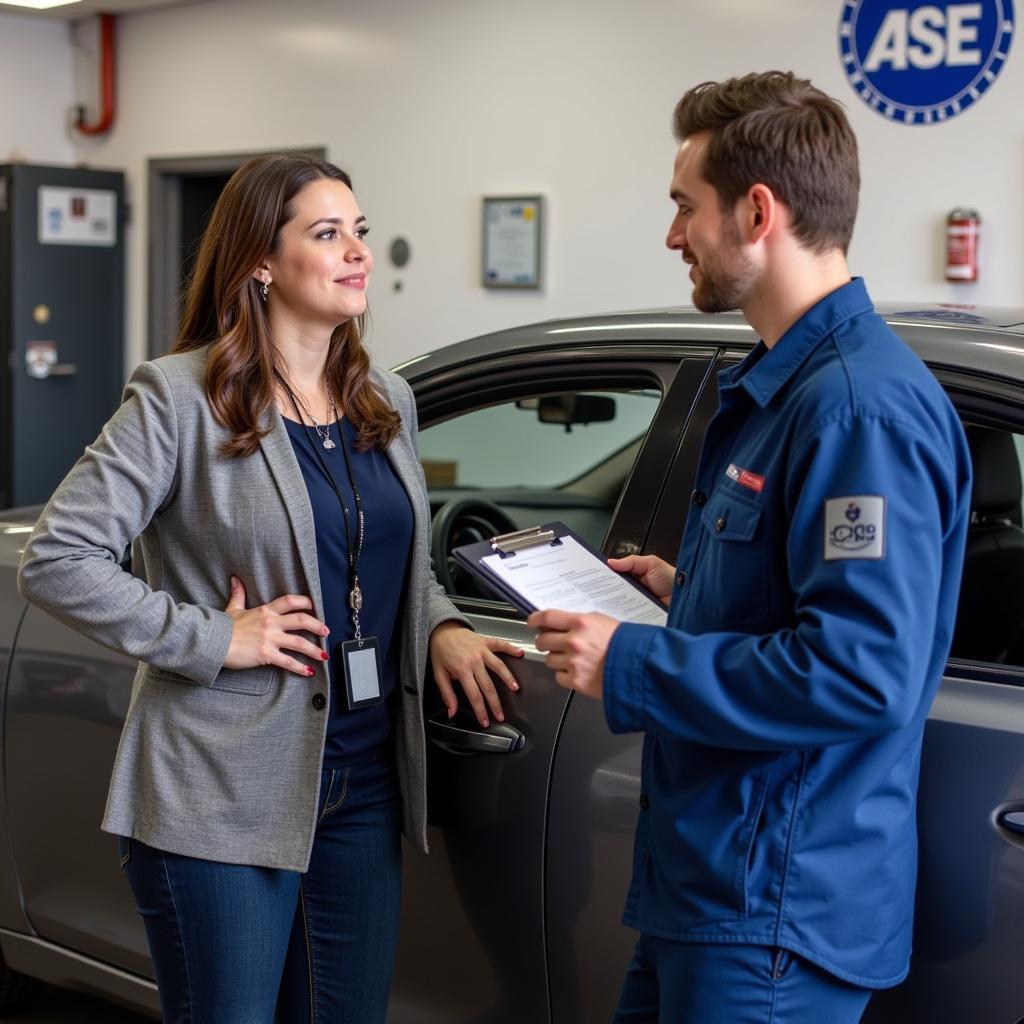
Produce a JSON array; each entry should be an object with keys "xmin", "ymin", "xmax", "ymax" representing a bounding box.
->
[{"xmin": 491, "ymin": 526, "xmax": 559, "ymax": 557}]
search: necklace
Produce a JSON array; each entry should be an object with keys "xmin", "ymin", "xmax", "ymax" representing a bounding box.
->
[
  {"xmin": 275, "ymin": 369, "xmax": 369, "ymax": 650},
  {"xmin": 273, "ymin": 369, "xmax": 338, "ymax": 450}
]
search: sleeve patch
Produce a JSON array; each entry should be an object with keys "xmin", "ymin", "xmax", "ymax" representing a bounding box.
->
[{"xmin": 823, "ymin": 496, "xmax": 885, "ymax": 561}]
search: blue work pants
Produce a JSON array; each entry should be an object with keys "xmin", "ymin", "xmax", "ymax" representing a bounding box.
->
[{"xmin": 612, "ymin": 936, "xmax": 873, "ymax": 1023}]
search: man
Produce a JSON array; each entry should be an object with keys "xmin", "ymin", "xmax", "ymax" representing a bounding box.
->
[{"xmin": 529, "ymin": 71, "xmax": 972, "ymax": 1022}]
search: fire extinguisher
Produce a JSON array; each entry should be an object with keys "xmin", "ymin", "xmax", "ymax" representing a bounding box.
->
[{"xmin": 945, "ymin": 208, "xmax": 980, "ymax": 283}]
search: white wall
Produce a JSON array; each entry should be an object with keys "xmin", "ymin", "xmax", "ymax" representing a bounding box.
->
[
  {"xmin": 67, "ymin": 0, "xmax": 1024, "ymax": 373},
  {"xmin": 0, "ymin": 12, "xmax": 75, "ymax": 165}
]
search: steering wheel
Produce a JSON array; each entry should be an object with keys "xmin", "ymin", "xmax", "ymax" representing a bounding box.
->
[{"xmin": 430, "ymin": 497, "xmax": 519, "ymax": 598}]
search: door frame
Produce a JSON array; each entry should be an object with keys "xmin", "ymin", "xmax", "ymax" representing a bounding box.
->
[
  {"xmin": 409, "ymin": 345, "xmax": 715, "ymax": 623},
  {"xmin": 147, "ymin": 147, "xmax": 326, "ymax": 358}
]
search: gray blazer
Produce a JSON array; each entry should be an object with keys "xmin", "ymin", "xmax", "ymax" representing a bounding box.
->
[{"xmin": 17, "ymin": 345, "xmax": 465, "ymax": 871}]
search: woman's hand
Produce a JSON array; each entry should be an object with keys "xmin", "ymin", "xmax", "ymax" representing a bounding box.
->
[
  {"xmin": 223, "ymin": 576, "xmax": 329, "ymax": 677},
  {"xmin": 429, "ymin": 621, "xmax": 524, "ymax": 727},
  {"xmin": 607, "ymin": 554, "xmax": 676, "ymax": 606}
]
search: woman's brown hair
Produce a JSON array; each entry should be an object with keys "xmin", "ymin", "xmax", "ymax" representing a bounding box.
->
[{"xmin": 173, "ymin": 153, "xmax": 400, "ymax": 457}]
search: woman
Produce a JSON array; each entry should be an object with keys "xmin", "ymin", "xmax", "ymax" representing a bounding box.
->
[{"xmin": 16, "ymin": 154, "xmax": 522, "ymax": 1023}]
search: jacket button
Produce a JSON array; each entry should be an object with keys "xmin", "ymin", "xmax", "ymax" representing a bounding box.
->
[
  {"xmin": 691, "ymin": 489, "xmax": 706, "ymax": 507},
  {"xmin": 639, "ymin": 794, "xmax": 650, "ymax": 810},
  {"xmin": 675, "ymin": 569, "xmax": 686, "ymax": 587},
  {"xmin": 715, "ymin": 516, "xmax": 727, "ymax": 532},
  {"xmin": 312, "ymin": 693, "xmax": 326, "ymax": 710}
]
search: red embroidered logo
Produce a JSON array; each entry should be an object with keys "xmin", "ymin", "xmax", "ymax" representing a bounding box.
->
[{"xmin": 726, "ymin": 463, "xmax": 765, "ymax": 494}]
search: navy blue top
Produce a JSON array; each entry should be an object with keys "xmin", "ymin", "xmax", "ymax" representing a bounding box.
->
[
  {"xmin": 604, "ymin": 278, "xmax": 972, "ymax": 986},
  {"xmin": 283, "ymin": 414, "xmax": 414, "ymax": 767}
]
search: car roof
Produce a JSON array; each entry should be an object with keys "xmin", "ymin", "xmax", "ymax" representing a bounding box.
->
[
  {"xmin": 394, "ymin": 303, "xmax": 1024, "ymax": 384},
  {"xmin": 3, "ymin": 305, "xmax": 1023, "ymax": 545}
]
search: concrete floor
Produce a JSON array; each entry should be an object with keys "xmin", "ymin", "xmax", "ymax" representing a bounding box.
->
[{"xmin": 4, "ymin": 984, "xmax": 152, "ymax": 1023}]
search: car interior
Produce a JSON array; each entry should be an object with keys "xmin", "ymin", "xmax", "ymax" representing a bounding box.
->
[
  {"xmin": 418, "ymin": 388, "xmax": 661, "ymax": 600},
  {"xmin": 949, "ymin": 424, "xmax": 1024, "ymax": 668}
]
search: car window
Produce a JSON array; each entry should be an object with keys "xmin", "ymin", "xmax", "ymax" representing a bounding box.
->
[
  {"xmin": 419, "ymin": 389, "xmax": 660, "ymax": 490},
  {"xmin": 419, "ymin": 388, "xmax": 662, "ymax": 601},
  {"xmin": 949, "ymin": 424, "xmax": 1024, "ymax": 668}
]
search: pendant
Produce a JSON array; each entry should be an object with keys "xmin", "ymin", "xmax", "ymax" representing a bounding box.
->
[
  {"xmin": 322, "ymin": 437, "xmax": 336, "ymax": 450},
  {"xmin": 349, "ymin": 585, "xmax": 363, "ymax": 611}
]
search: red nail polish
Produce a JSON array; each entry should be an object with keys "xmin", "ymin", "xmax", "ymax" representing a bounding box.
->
[
  {"xmin": 307, "ymin": 667, "xmax": 315, "ymax": 676},
  {"xmin": 320, "ymin": 651, "xmax": 328, "ymax": 660}
]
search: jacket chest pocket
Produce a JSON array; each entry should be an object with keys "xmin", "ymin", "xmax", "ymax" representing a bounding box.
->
[{"xmin": 692, "ymin": 489, "xmax": 768, "ymax": 627}]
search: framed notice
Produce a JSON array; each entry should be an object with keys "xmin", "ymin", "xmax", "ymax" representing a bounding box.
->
[
  {"xmin": 482, "ymin": 195, "xmax": 543, "ymax": 289},
  {"xmin": 38, "ymin": 186, "xmax": 117, "ymax": 246}
]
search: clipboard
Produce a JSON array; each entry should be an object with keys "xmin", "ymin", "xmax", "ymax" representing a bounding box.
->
[{"xmin": 452, "ymin": 521, "xmax": 667, "ymax": 622}]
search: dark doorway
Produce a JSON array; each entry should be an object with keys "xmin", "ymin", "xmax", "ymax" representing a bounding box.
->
[
  {"xmin": 178, "ymin": 172, "xmax": 232, "ymax": 305},
  {"xmin": 148, "ymin": 148, "xmax": 326, "ymax": 358}
]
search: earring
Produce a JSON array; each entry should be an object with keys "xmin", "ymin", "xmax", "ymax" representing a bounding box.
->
[{"xmin": 260, "ymin": 280, "xmax": 270, "ymax": 302}]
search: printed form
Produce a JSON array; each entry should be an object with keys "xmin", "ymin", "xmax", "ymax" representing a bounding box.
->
[{"xmin": 481, "ymin": 536, "xmax": 667, "ymax": 626}]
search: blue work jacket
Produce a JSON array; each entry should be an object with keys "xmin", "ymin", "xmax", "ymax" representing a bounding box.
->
[{"xmin": 604, "ymin": 278, "xmax": 972, "ymax": 988}]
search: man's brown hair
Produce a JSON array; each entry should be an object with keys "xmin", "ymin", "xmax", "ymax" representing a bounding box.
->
[{"xmin": 673, "ymin": 71, "xmax": 859, "ymax": 255}]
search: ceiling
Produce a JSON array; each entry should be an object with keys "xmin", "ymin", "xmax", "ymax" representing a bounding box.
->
[{"xmin": 0, "ymin": 0, "xmax": 207, "ymax": 19}]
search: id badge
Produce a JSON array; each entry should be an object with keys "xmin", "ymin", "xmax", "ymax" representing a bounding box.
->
[{"xmin": 339, "ymin": 637, "xmax": 384, "ymax": 710}]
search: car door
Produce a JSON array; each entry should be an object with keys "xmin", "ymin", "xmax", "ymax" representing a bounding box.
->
[
  {"xmin": 0, "ymin": 518, "xmax": 39, "ymax": 939},
  {"xmin": 4, "ymin": 602, "xmax": 152, "ymax": 977},
  {"xmin": 545, "ymin": 354, "xmax": 1024, "ymax": 1023},
  {"xmin": 387, "ymin": 345, "xmax": 715, "ymax": 1024},
  {"xmin": 864, "ymin": 372, "xmax": 1024, "ymax": 1024},
  {"xmin": 544, "ymin": 350, "xmax": 723, "ymax": 1023}
]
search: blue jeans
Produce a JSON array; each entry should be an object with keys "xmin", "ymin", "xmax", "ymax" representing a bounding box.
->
[
  {"xmin": 612, "ymin": 937, "xmax": 873, "ymax": 1023},
  {"xmin": 119, "ymin": 752, "xmax": 402, "ymax": 1024}
]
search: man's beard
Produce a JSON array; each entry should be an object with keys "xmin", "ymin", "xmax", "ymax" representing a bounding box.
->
[{"xmin": 690, "ymin": 218, "xmax": 758, "ymax": 314}]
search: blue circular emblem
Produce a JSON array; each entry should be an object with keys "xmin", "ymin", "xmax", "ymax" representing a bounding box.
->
[{"xmin": 839, "ymin": 1, "xmax": 1015, "ymax": 123}]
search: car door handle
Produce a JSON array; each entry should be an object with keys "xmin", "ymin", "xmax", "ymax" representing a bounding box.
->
[
  {"xmin": 426, "ymin": 716, "xmax": 526, "ymax": 755},
  {"xmin": 997, "ymin": 810, "xmax": 1024, "ymax": 837}
]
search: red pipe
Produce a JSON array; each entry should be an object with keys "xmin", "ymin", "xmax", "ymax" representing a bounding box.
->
[{"xmin": 75, "ymin": 13, "xmax": 116, "ymax": 136}]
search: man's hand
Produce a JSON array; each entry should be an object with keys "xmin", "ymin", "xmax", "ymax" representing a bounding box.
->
[
  {"xmin": 607, "ymin": 554, "xmax": 675, "ymax": 606},
  {"xmin": 527, "ymin": 609, "xmax": 621, "ymax": 700}
]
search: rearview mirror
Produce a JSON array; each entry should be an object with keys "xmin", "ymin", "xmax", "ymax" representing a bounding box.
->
[{"xmin": 536, "ymin": 394, "xmax": 616, "ymax": 431}]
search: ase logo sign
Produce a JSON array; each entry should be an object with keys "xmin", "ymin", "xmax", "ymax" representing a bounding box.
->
[{"xmin": 839, "ymin": 1, "xmax": 1015, "ymax": 123}]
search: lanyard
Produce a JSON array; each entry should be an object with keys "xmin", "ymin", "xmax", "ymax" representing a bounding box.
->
[{"xmin": 275, "ymin": 373, "xmax": 367, "ymax": 644}]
